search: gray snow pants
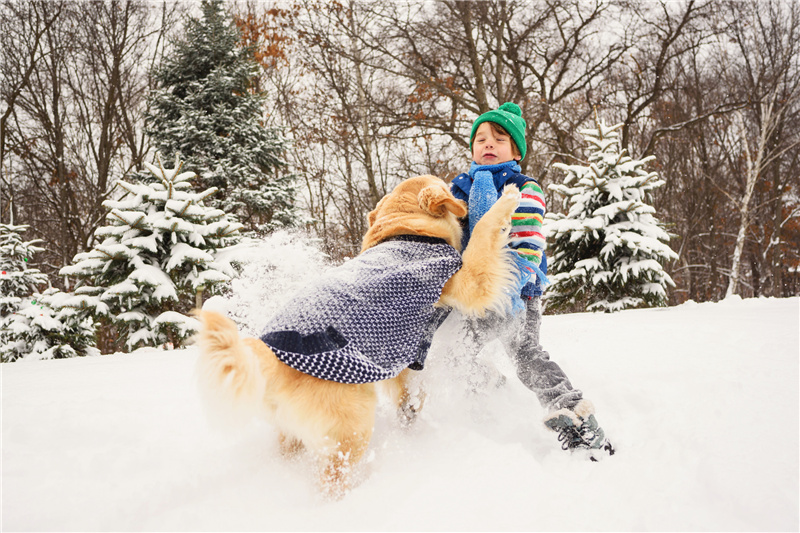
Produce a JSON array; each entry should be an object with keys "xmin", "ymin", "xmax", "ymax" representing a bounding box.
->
[{"xmin": 428, "ymin": 297, "xmax": 583, "ymax": 411}]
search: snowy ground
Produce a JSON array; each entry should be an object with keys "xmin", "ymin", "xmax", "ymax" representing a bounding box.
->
[
  {"xmin": 2, "ymin": 235, "xmax": 799, "ymax": 531},
  {"xmin": 3, "ymin": 295, "xmax": 797, "ymax": 532}
]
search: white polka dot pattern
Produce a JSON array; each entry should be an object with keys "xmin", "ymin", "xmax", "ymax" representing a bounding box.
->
[{"xmin": 260, "ymin": 239, "xmax": 462, "ymax": 384}]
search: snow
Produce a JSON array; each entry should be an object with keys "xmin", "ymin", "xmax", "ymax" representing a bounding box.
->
[
  {"xmin": 546, "ymin": 119, "xmax": 677, "ymax": 312},
  {"xmin": 103, "ymin": 280, "xmax": 140, "ymax": 297},
  {"xmin": 3, "ymin": 290, "xmax": 798, "ymax": 530},
  {"xmin": 153, "ymin": 311, "xmax": 200, "ymax": 336},
  {"xmin": 165, "ymin": 243, "xmax": 213, "ymax": 271}
]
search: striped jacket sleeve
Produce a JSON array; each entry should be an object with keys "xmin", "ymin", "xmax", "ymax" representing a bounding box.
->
[{"xmin": 509, "ymin": 179, "xmax": 546, "ymax": 266}]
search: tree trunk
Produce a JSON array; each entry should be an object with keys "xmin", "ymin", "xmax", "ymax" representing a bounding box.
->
[
  {"xmin": 726, "ymin": 106, "xmax": 770, "ymax": 298},
  {"xmin": 457, "ymin": 2, "xmax": 489, "ymax": 113},
  {"xmin": 348, "ymin": 4, "xmax": 380, "ymax": 208},
  {"xmin": 770, "ymin": 163, "xmax": 784, "ymax": 296}
]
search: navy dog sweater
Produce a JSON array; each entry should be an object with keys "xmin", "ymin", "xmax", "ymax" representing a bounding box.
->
[{"xmin": 259, "ymin": 236, "xmax": 462, "ymax": 384}]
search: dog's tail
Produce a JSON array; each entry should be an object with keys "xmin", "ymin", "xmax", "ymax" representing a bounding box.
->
[{"xmin": 194, "ymin": 310, "xmax": 267, "ymax": 429}]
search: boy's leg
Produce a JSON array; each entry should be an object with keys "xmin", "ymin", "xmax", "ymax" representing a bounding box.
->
[
  {"xmin": 438, "ymin": 299, "xmax": 580, "ymax": 401},
  {"xmin": 458, "ymin": 312, "xmax": 508, "ymax": 391},
  {"xmin": 510, "ymin": 296, "xmax": 583, "ymax": 411},
  {"xmin": 513, "ymin": 297, "xmax": 614, "ymax": 458},
  {"xmin": 430, "ymin": 308, "xmax": 510, "ymax": 392}
]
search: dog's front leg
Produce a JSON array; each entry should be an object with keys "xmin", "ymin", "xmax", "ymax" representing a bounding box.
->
[
  {"xmin": 382, "ymin": 368, "xmax": 426, "ymax": 427},
  {"xmin": 438, "ymin": 184, "xmax": 521, "ymax": 315}
]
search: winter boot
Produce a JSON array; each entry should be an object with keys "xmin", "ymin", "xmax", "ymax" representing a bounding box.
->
[{"xmin": 544, "ymin": 400, "xmax": 615, "ymax": 461}]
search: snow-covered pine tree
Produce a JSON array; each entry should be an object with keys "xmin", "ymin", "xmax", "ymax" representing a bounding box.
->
[
  {"xmin": 0, "ymin": 224, "xmax": 98, "ymax": 362},
  {"xmin": 1, "ymin": 289, "xmax": 99, "ymax": 362},
  {"xmin": 0, "ymin": 224, "xmax": 48, "ymax": 316},
  {"xmin": 146, "ymin": 0, "xmax": 298, "ymax": 234},
  {"xmin": 545, "ymin": 118, "xmax": 678, "ymax": 313},
  {"xmin": 0, "ymin": 224, "xmax": 49, "ymax": 361},
  {"xmin": 59, "ymin": 154, "xmax": 243, "ymax": 353}
]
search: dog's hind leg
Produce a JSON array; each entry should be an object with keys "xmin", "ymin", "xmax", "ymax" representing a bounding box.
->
[
  {"xmin": 318, "ymin": 430, "xmax": 372, "ymax": 500},
  {"xmin": 315, "ymin": 385, "xmax": 377, "ymax": 499}
]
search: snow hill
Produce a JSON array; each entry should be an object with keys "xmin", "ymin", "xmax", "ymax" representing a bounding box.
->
[{"xmin": 2, "ymin": 235, "xmax": 798, "ymax": 531}]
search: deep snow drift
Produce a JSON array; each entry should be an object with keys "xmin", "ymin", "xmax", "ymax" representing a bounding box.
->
[{"xmin": 2, "ymin": 235, "xmax": 798, "ymax": 532}]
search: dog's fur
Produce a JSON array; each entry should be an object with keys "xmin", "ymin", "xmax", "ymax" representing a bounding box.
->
[{"xmin": 195, "ymin": 175, "xmax": 520, "ymax": 498}]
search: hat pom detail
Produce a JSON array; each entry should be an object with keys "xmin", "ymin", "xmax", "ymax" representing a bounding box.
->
[{"xmin": 499, "ymin": 102, "xmax": 522, "ymax": 116}]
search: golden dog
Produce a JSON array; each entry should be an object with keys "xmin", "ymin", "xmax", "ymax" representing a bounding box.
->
[{"xmin": 195, "ymin": 175, "xmax": 520, "ymax": 498}]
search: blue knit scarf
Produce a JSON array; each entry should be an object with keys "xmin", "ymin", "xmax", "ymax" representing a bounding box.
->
[
  {"xmin": 467, "ymin": 161, "xmax": 520, "ymax": 235},
  {"xmin": 467, "ymin": 161, "xmax": 546, "ymax": 313}
]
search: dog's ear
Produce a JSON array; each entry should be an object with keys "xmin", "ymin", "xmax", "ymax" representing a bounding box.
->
[
  {"xmin": 367, "ymin": 197, "xmax": 386, "ymax": 227},
  {"xmin": 419, "ymin": 185, "xmax": 467, "ymax": 218}
]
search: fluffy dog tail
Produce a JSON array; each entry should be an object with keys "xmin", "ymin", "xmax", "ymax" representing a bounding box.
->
[{"xmin": 194, "ymin": 310, "xmax": 267, "ymax": 429}]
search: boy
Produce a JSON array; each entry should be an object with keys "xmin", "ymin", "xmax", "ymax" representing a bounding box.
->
[{"xmin": 444, "ymin": 102, "xmax": 614, "ymax": 459}]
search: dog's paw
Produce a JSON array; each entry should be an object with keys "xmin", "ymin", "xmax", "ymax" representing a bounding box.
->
[
  {"xmin": 397, "ymin": 388, "xmax": 427, "ymax": 428},
  {"xmin": 478, "ymin": 184, "xmax": 519, "ymax": 234},
  {"xmin": 502, "ymin": 183, "xmax": 521, "ymax": 199},
  {"xmin": 497, "ymin": 184, "xmax": 521, "ymax": 211}
]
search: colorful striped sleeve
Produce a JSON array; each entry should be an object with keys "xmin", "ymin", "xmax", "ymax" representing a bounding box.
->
[{"xmin": 509, "ymin": 179, "xmax": 546, "ymax": 266}]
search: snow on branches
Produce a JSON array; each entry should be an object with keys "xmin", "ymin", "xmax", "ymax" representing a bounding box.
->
[
  {"xmin": 59, "ymin": 154, "xmax": 243, "ymax": 352},
  {"xmin": 545, "ymin": 119, "xmax": 678, "ymax": 313},
  {"xmin": 0, "ymin": 224, "xmax": 97, "ymax": 362}
]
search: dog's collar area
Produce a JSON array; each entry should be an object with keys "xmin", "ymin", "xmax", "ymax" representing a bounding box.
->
[{"xmin": 382, "ymin": 235, "xmax": 450, "ymax": 246}]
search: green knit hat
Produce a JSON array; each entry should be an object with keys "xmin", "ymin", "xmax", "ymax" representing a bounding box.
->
[{"xmin": 469, "ymin": 102, "xmax": 527, "ymax": 161}]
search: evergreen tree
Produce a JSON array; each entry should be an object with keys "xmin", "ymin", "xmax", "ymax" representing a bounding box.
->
[
  {"xmin": 0, "ymin": 224, "xmax": 48, "ymax": 361},
  {"xmin": 146, "ymin": 0, "xmax": 298, "ymax": 234},
  {"xmin": 59, "ymin": 154, "xmax": 243, "ymax": 353},
  {"xmin": 545, "ymin": 119, "xmax": 678, "ymax": 313},
  {"xmin": 0, "ymin": 224, "xmax": 95, "ymax": 362},
  {"xmin": 1, "ymin": 289, "xmax": 99, "ymax": 362},
  {"xmin": 0, "ymin": 224, "xmax": 48, "ymax": 315}
]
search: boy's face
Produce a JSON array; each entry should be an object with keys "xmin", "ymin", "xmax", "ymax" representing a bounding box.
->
[{"xmin": 471, "ymin": 122, "xmax": 520, "ymax": 166}]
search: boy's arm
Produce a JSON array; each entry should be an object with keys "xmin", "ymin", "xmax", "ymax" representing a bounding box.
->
[{"xmin": 509, "ymin": 179, "xmax": 546, "ymax": 266}]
